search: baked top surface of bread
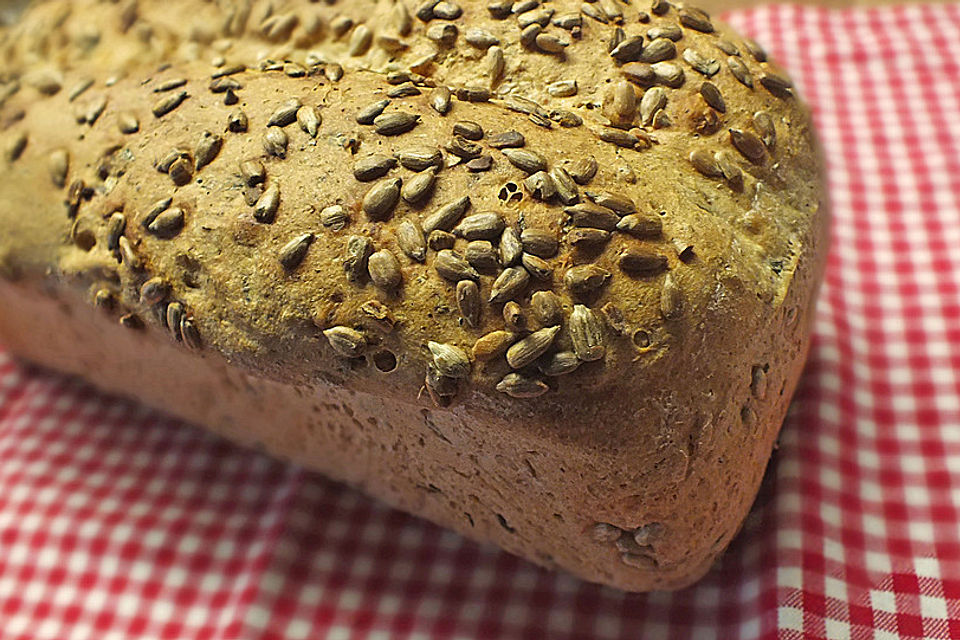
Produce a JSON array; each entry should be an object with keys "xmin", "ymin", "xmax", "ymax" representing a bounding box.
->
[
  {"xmin": 0, "ymin": 0, "xmax": 828, "ymax": 590},
  {"xmin": 0, "ymin": 0, "xmax": 823, "ymax": 413}
]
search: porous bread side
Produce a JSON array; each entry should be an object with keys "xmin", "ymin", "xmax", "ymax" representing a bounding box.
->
[{"xmin": 0, "ymin": 1, "xmax": 828, "ymax": 590}]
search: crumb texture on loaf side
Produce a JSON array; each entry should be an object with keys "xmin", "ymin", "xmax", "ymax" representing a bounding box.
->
[{"xmin": 0, "ymin": 0, "xmax": 827, "ymax": 591}]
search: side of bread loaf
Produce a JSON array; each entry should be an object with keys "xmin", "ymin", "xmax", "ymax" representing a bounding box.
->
[{"xmin": 0, "ymin": 0, "xmax": 827, "ymax": 591}]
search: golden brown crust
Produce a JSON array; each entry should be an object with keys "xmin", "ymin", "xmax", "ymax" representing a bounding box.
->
[{"xmin": 0, "ymin": 0, "xmax": 827, "ymax": 591}]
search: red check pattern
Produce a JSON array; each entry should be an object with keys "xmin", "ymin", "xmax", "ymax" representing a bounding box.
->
[{"xmin": 3, "ymin": 5, "xmax": 960, "ymax": 638}]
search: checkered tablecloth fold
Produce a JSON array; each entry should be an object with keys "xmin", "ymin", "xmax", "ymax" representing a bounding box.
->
[{"xmin": 3, "ymin": 4, "xmax": 960, "ymax": 638}]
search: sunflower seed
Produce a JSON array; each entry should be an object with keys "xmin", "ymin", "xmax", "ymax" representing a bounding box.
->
[
  {"xmin": 427, "ymin": 22, "xmax": 458, "ymax": 46},
  {"xmin": 435, "ymin": 1, "xmax": 463, "ymax": 19},
  {"xmin": 622, "ymin": 62, "xmax": 656, "ymax": 87},
  {"xmin": 387, "ymin": 220, "xmax": 425, "ymax": 262},
  {"xmin": 497, "ymin": 373, "xmax": 548, "ymax": 398},
  {"xmin": 416, "ymin": 0, "xmax": 439, "ymax": 20},
  {"xmin": 506, "ymin": 326, "xmax": 559, "ymax": 369},
  {"xmin": 387, "ymin": 82, "xmax": 421, "ymax": 98},
  {"xmin": 568, "ymin": 227, "xmax": 611, "ymax": 249},
  {"xmin": 48, "ymin": 149, "xmax": 69, "ymax": 187},
  {"xmin": 268, "ymin": 98, "xmax": 301, "ymax": 127},
  {"xmin": 728, "ymin": 56, "xmax": 753, "ymax": 87},
  {"xmin": 76, "ymin": 95, "xmax": 107, "ymax": 125},
  {"xmin": 453, "ymin": 121, "xmax": 484, "ymax": 141},
  {"xmin": 490, "ymin": 131, "xmax": 525, "ymax": 149},
  {"xmin": 423, "ymin": 196, "xmax": 471, "ymax": 233},
  {"xmin": 194, "ymin": 132, "xmax": 222, "ymax": 171},
  {"xmin": 148, "ymin": 207, "xmax": 185, "ymax": 237},
  {"xmin": 167, "ymin": 156, "xmax": 193, "ymax": 185},
  {"xmin": 454, "ymin": 213, "xmax": 505, "ymax": 241},
  {"xmin": 638, "ymin": 87, "xmax": 666, "ymax": 126},
  {"xmin": 471, "ymin": 331, "xmax": 512, "ymax": 361},
  {"xmin": 598, "ymin": 128, "xmax": 637, "ymax": 148},
  {"xmin": 753, "ymin": 111, "xmax": 777, "ymax": 149},
  {"xmin": 715, "ymin": 150, "xmax": 743, "ymax": 190},
  {"xmin": 263, "ymin": 127, "xmax": 288, "ymax": 158},
  {"xmin": 527, "ymin": 292, "xmax": 561, "ymax": 328},
  {"xmin": 398, "ymin": 147, "xmax": 443, "ymax": 171},
  {"xmin": 616, "ymin": 213, "xmax": 662, "ymax": 238},
  {"xmin": 652, "ymin": 61, "xmax": 684, "ymax": 87},
  {"xmin": 500, "ymin": 301, "xmax": 525, "ymax": 332},
  {"xmin": 697, "ymin": 81, "xmax": 726, "ymax": 113},
  {"xmin": 638, "ymin": 38, "xmax": 675, "ymax": 64},
  {"xmin": 367, "ymin": 249, "xmax": 403, "ymax": 291},
  {"xmin": 603, "ymin": 80, "xmax": 637, "ymax": 128},
  {"xmin": 565, "ymin": 265, "xmax": 610, "ymax": 297},
  {"xmin": 4, "ymin": 131, "xmax": 26, "ymax": 162},
  {"xmin": 566, "ymin": 202, "xmax": 618, "ymax": 231},
  {"xmin": 344, "ymin": 236, "xmax": 374, "ymax": 283},
  {"xmin": 570, "ymin": 304, "xmax": 605, "ymax": 361},
  {"xmin": 484, "ymin": 46, "xmax": 506, "ymax": 86},
  {"xmin": 209, "ymin": 77, "xmax": 241, "ymax": 94},
  {"xmin": 581, "ymin": 2, "xmax": 608, "ymax": 24},
  {"xmin": 152, "ymin": 90, "xmax": 187, "ymax": 117},
  {"xmin": 354, "ymin": 154, "xmax": 398, "ymax": 182},
  {"xmin": 227, "ymin": 109, "xmax": 248, "ymax": 132},
  {"xmin": 325, "ymin": 326, "xmax": 366, "ymax": 357},
  {"xmin": 239, "ymin": 158, "xmax": 266, "ymax": 187},
  {"xmin": 499, "ymin": 227, "xmax": 523, "ymax": 266},
  {"xmin": 279, "ymin": 233, "xmax": 314, "ymax": 270},
  {"xmin": 435, "ymin": 249, "xmax": 479, "ymax": 282},
  {"xmin": 524, "ymin": 171, "xmax": 557, "ymax": 201},
  {"xmin": 430, "ymin": 87, "xmax": 452, "ymax": 114},
  {"xmin": 401, "ymin": 168, "xmax": 437, "ymax": 204},
  {"xmin": 745, "ymin": 38, "xmax": 767, "ymax": 62},
  {"xmin": 466, "ymin": 241, "xmax": 500, "ymax": 272},
  {"xmin": 610, "ymin": 35, "xmax": 644, "ymax": 63},
  {"xmin": 520, "ymin": 23, "xmax": 542, "ymax": 49},
  {"xmin": 165, "ymin": 303, "xmax": 183, "ymax": 339},
  {"xmin": 375, "ymin": 112, "xmax": 420, "ymax": 136},
  {"xmin": 447, "ymin": 135, "xmax": 483, "ymax": 159},
  {"xmin": 502, "ymin": 95, "xmax": 551, "ymax": 121},
  {"xmin": 660, "ymin": 272, "xmax": 682, "ymax": 319},
  {"xmin": 363, "ymin": 177, "xmax": 402, "ymax": 220},
  {"xmin": 587, "ymin": 191, "xmax": 635, "ymax": 215},
  {"xmin": 178, "ymin": 316, "xmax": 201, "ymax": 349},
  {"xmin": 520, "ymin": 228, "xmax": 559, "ymax": 258},
  {"xmin": 540, "ymin": 351, "xmax": 580, "ymax": 376},
  {"xmin": 105, "ymin": 213, "xmax": 126, "ymax": 251},
  {"xmin": 465, "ymin": 155, "xmax": 492, "ymax": 172},
  {"xmin": 620, "ymin": 249, "xmax": 668, "ymax": 277},
  {"xmin": 521, "ymin": 253, "xmax": 553, "ymax": 281},
  {"xmin": 679, "ymin": 7, "xmax": 713, "ymax": 32},
  {"xmin": 567, "ymin": 157, "xmax": 598, "ymax": 185},
  {"xmin": 683, "ymin": 48, "xmax": 719, "ymax": 76},
  {"xmin": 489, "ymin": 266, "xmax": 530, "ymax": 303},
  {"xmin": 348, "ymin": 24, "xmax": 372, "ymax": 56},
  {"xmin": 466, "ymin": 27, "xmax": 500, "ymax": 48},
  {"xmin": 118, "ymin": 236, "xmax": 142, "ymax": 270},
  {"xmin": 760, "ymin": 72, "xmax": 793, "ymax": 97},
  {"xmin": 428, "ymin": 230, "xmax": 456, "ymax": 251},
  {"xmin": 357, "ymin": 100, "xmax": 390, "ymax": 125},
  {"xmin": 295, "ymin": 106, "xmax": 321, "ymax": 137},
  {"xmin": 690, "ymin": 149, "xmax": 722, "ymax": 177},
  {"xmin": 325, "ymin": 64, "xmax": 344, "ymax": 82},
  {"xmin": 249, "ymin": 180, "xmax": 279, "ymax": 221},
  {"xmin": 456, "ymin": 280, "xmax": 482, "ymax": 328},
  {"xmin": 428, "ymin": 341, "xmax": 471, "ymax": 378},
  {"xmin": 502, "ymin": 148, "xmax": 548, "ymax": 174},
  {"xmin": 117, "ymin": 112, "xmax": 140, "ymax": 134},
  {"xmin": 730, "ymin": 128, "xmax": 766, "ymax": 163},
  {"xmin": 536, "ymin": 32, "xmax": 569, "ymax": 54}
]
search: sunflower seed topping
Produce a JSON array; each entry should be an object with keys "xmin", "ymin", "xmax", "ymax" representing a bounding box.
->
[
  {"xmin": 454, "ymin": 213, "xmax": 505, "ymax": 241},
  {"xmin": 570, "ymin": 304, "xmax": 605, "ymax": 361},
  {"xmin": 521, "ymin": 229, "xmax": 559, "ymax": 258},
  {"xmin": 639, "ymin": 38, "xmax": 676, "ymax": 63},
  {"xmin": 700, "ymin": 81, "xmax": 726, "ymax": 113},
  {"xmin": 430, "ymin": 87, "xmax": 452, "ymax": 114},
  {"xmin": 363, "ymin": 177, "xmax": 402, "ymax": 220},
  {"xmin": 423, "ymin": 196, "xmax": 471, "ymax": 233},
  {"xmin": 507, "ymin": 326, "xmax": 560, "ymax": 369},
  {"xmin": 565, "ymin": 265, "xmax": 611, "ymax": 297},
  {"xmin": 118, "ymin": 112, "xmax": 140, "ymax": 134},
  {"xmin": 490, "ymin": 131, "xmax": 525, "ymax": 149},
  {"xmin": 457, "ymin": 280, "xmax": 482, "ymax": 328},
  {"xmin": 263, "ymin": 127, "xmax": 289, "ymax": 158},
  {"xmin": 489, "ymin": 266, "xmax": 531, "ymax": 303},
  {"xmin": 147, "ymin": 207, "xmax": 185, "ymax": 237},
  {"xmin": 497, "ymin": 373, "xmax": 548, "ymax": 398},
  {"xmin": 428, "ymin": 342, "xmax": 471, "ymax": 378},
  {"xmin": 398, "ymin": 147, "xmax": 443, "ymax": 171},
  {"xmin": 428, "ymin": 230, "xmax": 456, "ymax": 251},
  {"xmin": 396, "ymin": 220, "xmax": 427, "ymax": 262},
  {"xmin": 324, "ymin": 326, "xmax": 366, "ymax": 358},
  {"xmin": 466, "ymin": 240, "xmax": 500, "ymax": 272},
  {"xmin": 716, "ymin": 151, "xmax": 744, "ymax": 190},
  {"xmin": 357, "ymin": 99, "xmax": 390, "ymax": 124},
  {"xmin": 683, "ymin": 48, "xmax": 720, "ymax": 76},
  {"xmin": 502, "ymin": 148, "xmax": 548, "ymax": 174},
  {"xmin": 254, "ymin": 182, "xmax": 280, "ymax": 222},
  {"xmin": 499, "ymin": 227, "xmax": 523, "ymax": 266},
  {"xmin": 194, "ymin": 132, "xmax": 223, "ymax": 171},
  {"xmin": 152, "ymin": 90, "xmax": 187, "ymax": 118},
  {"xmin": 690, "ymin": 148, "xmax": 722, "ymax": 177},
  {"xmin": 620, "ymin": 249, "xmax": 668, "ymax": 276},
  {"xmin": 374, "ymin": 112, "xmax": 421, "ymax": 136},
  {"xmin": 760, "ymin": 72, "xmax": 793, "ymax": 97},
  {"xmin": 730, "ymin": 128, "xmax": 767, "ymax": 163},
  {"xmin": 586, "ymin": 191, "xmax": 636, "ymax": 215},
  {"xmin": 617, "ymin": 213, "xmax": 663, "ymax": 238},
  {"xmin": 268, "ymin": 98, "xmax": 302, "ymax": 127},
  {"xmin": 435, "ymin": 249, "xmax": 479, "ymax": 282},
  {"xmin": 728, "ymin": 56, "xmax": 753, "ymax": 87},
  {"xmin": 566, "ymin": 202, "xmax": 619, "ymax": 231},
  {"xmin": 753, "ymin": 111, "xmax": 777, "ymax": 149},
  {"xmin": 473, "ymin": 330, "xmax": 515, "ymax": 361},
  {"xmin": 48, "ymin": 149, "xmax": 69, "ymax": 187},
  {"xmin": 279, "ymin": 233, "xmax": 314, "ymax": 270},
  {"xmin": 354, "ymin": 154, "xmax": 398, "ymax": 182},
  {"xmin": 368, "ymin": 249, "xmax": 403, "ymax": 290},
  {"xmin": 344, "ymin": 236, "xmax": 375, "ymax": 283},
  {"xmin": 521, "ymin": 253, "xmax": 553, "ymax": 281},
  {"xmin": 540, "ymin": 351, "xmax": 580, "ymax": 376},
  {"xmin": 660, "ymin": 272, "xmax": 683, "ymax": 319},
  {"xmin": 639, "ymin": 86, "xmax": 666, "ymax": 125},
  {"xmin": 297, "ymin": 106, "xmax": 321, "ymax": 137},
  {"xmin": 679, "ymin": 7, "xmax": 714, "ymax": 32},
  {"xmin": 568, "ymin": 227, "xmax": 611, "ymax": 249},
  {"xmin": 524, "ymin": 171, "xmax": 557, "ymax": 200}
]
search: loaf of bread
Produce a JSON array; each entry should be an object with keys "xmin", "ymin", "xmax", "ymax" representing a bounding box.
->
[{"xmin": 0, "ymin": 0, "xmax": 827, "ymax": 591}]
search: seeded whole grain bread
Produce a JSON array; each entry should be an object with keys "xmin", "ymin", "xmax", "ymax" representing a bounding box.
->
[{"xmin": 0, "ymin": 0, "xmax": 827, "ymax": 591}]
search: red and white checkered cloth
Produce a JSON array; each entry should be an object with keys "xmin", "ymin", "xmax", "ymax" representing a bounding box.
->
[{"xmin": 3, "ymin": 4, "xmax": 960, "ymax": 638}]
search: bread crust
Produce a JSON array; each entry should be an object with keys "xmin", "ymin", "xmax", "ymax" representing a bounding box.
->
[{"xmin": 0, "ymin": 0, "xmax": 827, "ymax": 590}]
